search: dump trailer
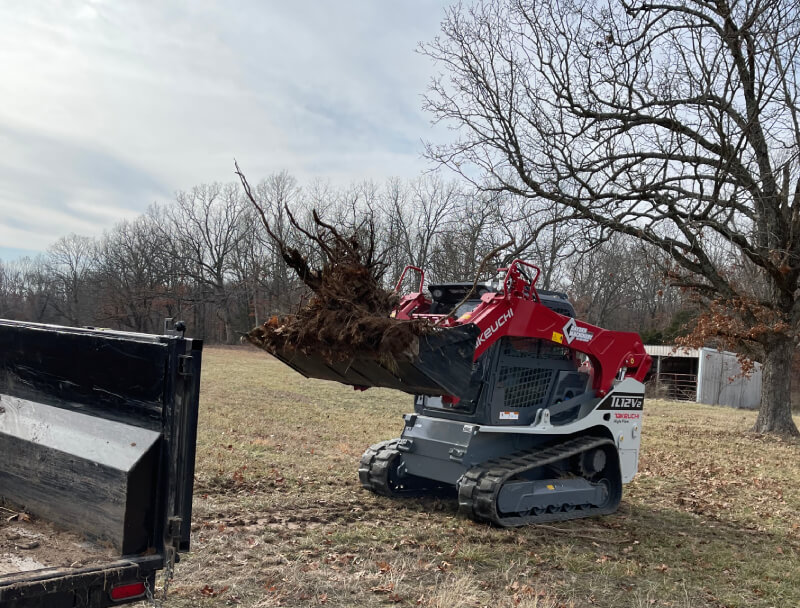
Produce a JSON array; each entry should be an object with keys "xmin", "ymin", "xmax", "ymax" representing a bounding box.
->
[
  {"xmin": 271, "ymin": 260, "xmax": 652, "ymax": 526},
  {"xmin": 0, "ymin": 319, "xmax": 201, "ymax": 607}
]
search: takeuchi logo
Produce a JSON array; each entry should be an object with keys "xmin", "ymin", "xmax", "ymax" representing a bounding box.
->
[{"xmin": 476, "ymin": 309, "xmax": 514, "ymax": 346}]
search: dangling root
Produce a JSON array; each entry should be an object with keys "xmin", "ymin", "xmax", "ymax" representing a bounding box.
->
[{"xmin": 236, "ymin": 162, "xmax": 431, "ymax": 363}]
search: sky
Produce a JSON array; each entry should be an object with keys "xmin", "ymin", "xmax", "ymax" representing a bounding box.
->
[{"xmin": 0, "ymin": 0, "xmax": 455, "ymax": 261}]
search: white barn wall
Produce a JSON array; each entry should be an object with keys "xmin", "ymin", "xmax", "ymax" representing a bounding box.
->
[{"xmin": 697, "ymin": 348, "xmax": 762, "ymax": 409}]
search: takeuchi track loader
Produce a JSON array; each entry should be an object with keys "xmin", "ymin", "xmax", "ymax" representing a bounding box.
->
[{"xmin": 271, "ymin": 260, "xmax": 652, "ymax": 526}]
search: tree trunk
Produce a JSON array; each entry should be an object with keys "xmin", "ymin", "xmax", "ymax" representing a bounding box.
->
[
  {"xmin": 754, "ymin": 334, "xmax": 799, "ymax": 436},
  {"xmin": 212, "ymin": 285, "xmax": 234, "ymax": 344}
]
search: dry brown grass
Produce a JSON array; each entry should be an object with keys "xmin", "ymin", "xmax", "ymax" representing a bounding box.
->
[{"xmin": 136, "ymin": 346, "xmax": 800, "ymax": 608}]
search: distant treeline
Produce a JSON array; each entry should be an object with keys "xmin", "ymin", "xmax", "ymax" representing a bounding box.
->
[{"xmin": 0, "ymin": 172, "xmax": 689, "ymax": 343}]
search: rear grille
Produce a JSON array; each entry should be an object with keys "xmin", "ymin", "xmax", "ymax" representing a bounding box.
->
[{"xmin": 497, "ymin": 366, "xmax": 553, "ymax": 409}]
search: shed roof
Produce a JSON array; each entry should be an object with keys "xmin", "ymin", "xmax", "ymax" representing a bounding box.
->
[{"xmin": 644, "ymin": 344, "xmax": 701, "ymax": 358}]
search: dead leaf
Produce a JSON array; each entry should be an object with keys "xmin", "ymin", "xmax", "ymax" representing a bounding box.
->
[{"xmin": 200, "ymin": 585, "xmax": 229, "ymax": 597}]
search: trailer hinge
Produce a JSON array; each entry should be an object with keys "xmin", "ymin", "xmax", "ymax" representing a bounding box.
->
[
  {"xmin": 167, "ymin": 516, "xmax": 183, "ymax": 542},
  {"xmin": 178, "ymin": 355, "xmax": 193, "ymax": 376}
]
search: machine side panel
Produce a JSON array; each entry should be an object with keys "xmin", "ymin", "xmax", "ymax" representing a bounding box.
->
[{"xmin": 470, "ymin": 378, "xmax": 645, "ymax": 483}]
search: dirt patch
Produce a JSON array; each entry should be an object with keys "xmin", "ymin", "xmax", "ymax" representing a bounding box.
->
[{"xmin": 0, "ymin": 509, "xmax": 118, "ymax": 579}]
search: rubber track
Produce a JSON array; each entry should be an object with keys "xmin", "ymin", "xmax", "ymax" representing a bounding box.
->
[
  {"xmin": 457, "ymin": 436, "xmax": 619, "ymax": 527},
  {"xmin": 359, "ymin": 439, "xmax": 443, "ymax": 497},
  {"xmin": 359, "ymin": 439, "xmax": 401, "ymax": 496}
]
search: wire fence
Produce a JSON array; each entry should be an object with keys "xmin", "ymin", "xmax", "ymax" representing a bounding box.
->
[{"xmin": 646, "ymin": 372, "xmax": 698, "ymax": 402}]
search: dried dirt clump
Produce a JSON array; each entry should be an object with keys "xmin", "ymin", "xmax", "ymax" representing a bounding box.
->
[{"xmin": 0, "ymin": 508, "xmax": 118, "ymax": 578}]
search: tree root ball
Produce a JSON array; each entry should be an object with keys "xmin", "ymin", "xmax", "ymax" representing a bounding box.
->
[{"xmin": 234, "ymin": 191, "xmax": 432, "ymax": 363}]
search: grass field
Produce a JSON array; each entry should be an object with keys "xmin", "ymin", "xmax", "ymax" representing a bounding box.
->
[{"xmin": 139, "ymin": 346, "xmax": 800, "ymax": 608}]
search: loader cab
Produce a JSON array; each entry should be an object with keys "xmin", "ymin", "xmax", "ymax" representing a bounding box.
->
[
  {"xmin": 418, "ymin": 285, "xmax": 586, "ymax": 426},
  {"xmin": 427, "ymin": 282, "xmax": 577, "ymax": 319},
  {"xmin": 535, "ymin": 290, "xmax": 576, "ymax": 318},
  {"xmin": 427, "ymin": 282, "xmax": 493, "ymax": 317},
  {"xmin": 414, "ymin": 333, "xmax": 593, "ymax": 426}
]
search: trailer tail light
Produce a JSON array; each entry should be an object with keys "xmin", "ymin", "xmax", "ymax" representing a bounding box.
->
[{"xmin": 110, "ymin": 582, "xmax": 146, "ymax": 601}]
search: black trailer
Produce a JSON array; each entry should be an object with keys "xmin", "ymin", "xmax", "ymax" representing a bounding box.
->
[{"xmin": 0, "ymin": 319, "xmax": 202, "ymax": 607}]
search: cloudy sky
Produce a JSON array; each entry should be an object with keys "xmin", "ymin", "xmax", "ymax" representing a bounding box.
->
[{"xmin": 0, "ymin": 0, "xmax": 454, "ymax": 261}]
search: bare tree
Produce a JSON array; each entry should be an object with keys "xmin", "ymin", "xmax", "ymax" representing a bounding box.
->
[
  {"xmin": 0, "ymin": 261, "xmax": 19, "ymax": 318},
  {"xmin": 234, "ymin": 171, "xmax": 303, "ymax": 322},
  {"xmin": 422, "ymin": 0, "xmax": 800, "ymax": 435},
  {"xmin": 435, "ymin": 190, "xmax": 502, "ymax": 282},
  {"xmin": 13, "ymin": 256, "xmax": 53, "ymax": 322},
  {"xmin": 167, "ymin": 183, "xmax": 248, "ymax": 343},
  {"xmin": 568, "ymin": 235, "xmax": 647, "ymax": 328},
  {"xmin": 492, "ymin": 193, "xmax": 588, "ymax": 291},
  {"xmin": 379, "ymin": 175, "xmax": 461, "ymax": 283},
  {"xmin": 46, "ymin": 234, "xmax": 97, "ymax": 327},
  {"xmin": 96, "ymin": 214, "xmax": 173, "ymax": 333}
]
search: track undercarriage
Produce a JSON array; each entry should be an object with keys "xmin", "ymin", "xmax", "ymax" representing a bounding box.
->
[{"xmin": 359, "ymin": 434, "xmax": 622, "ymax": 527}]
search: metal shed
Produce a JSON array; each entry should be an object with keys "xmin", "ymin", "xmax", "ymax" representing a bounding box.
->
[{"xmin": 644, "ymin": 345, "xmax": 762, "ymax": 409}]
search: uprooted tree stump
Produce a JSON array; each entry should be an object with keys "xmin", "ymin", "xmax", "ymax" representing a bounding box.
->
[{"xmin": 236, "ymin": 163, "xmax": 431, "ymax": 363}]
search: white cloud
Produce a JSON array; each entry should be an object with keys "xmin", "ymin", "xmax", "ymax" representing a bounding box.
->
[{"xmin": 0, "ymin": 0, "xmax": 453, "ymax": 257}]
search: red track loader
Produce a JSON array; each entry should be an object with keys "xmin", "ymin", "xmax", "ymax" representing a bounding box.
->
[{"xmin": 271, "ymin": 260, "xmax": 652, "ymax": 526}]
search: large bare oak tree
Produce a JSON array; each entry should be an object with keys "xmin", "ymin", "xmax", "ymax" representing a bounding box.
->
[{"xmin": 422, "ymin": 0, "xmax": 800, "ymax": 435}]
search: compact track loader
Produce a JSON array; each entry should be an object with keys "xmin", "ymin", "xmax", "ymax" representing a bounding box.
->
[{"xmin": 271, "ymin": 260, "xmax": 652, "ymax": 526}]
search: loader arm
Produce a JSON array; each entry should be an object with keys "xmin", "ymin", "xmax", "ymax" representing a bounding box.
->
[
  {"xmin": 463, "ymin": 294, "xmax": 649, "ymax": 397},
  {"xmin": 397, "ymin": 260, "xmax": 651, "ymax": 397}
]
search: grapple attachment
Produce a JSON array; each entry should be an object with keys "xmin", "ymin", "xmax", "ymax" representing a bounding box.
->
[{"xmin": 270, "ymin": 324, "xmax": 480, "ymax": 397}]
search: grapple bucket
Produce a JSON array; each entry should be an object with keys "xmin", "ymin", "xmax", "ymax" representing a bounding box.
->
[{"xmin": 271, "ymin": 324, "xmax": 480, "ymax": 397}]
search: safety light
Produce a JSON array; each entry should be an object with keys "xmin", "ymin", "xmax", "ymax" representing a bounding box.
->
[{"xmin": 110, "ymin": 582, "xmax": 146, "ymax": 601}]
